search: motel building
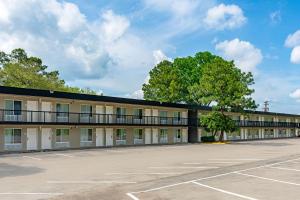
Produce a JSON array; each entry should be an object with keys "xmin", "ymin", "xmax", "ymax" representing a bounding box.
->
[{"xmin": 0, "ymin": 86, "xmax": 299, "ymax": 153}]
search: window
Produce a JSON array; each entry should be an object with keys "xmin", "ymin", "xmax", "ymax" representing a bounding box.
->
[
  {"xmin": 264, "ymin": 129, "xmax": 274, "ymax": 138},
  {"xmin": 81, "ymin": 105, "xmax": 92, "ymax": 117},
  {"xmin": 173, "ymin": 112, "xmax": 181, "ymax": 121},
  {"xmin": 133, "ymin": 109, "xmax": 143, "ymax": 120},
  {"xmin": 56, "ymin": 104, "xmax": 69, "ymax": 116},
  {"xmin": 56, "ymin": 104, "xmax": 69, "ymax": 122},
  {"xmin": 174, "ymin": 129, "xmax": 181, "ymax": 142},
  {"xmin": 80, "ymin": 105, "xmax": 92, "ymax": 122},
  {"xmin": 116, "ymin": 129, "xmax": 126, "ymax": 145},
  {"xmin": 134, "ymin": 129, "xmax": 143, "ymax": 144},
  {"xmin": 80, "ymin": 128, "xmax": 93, "ymax": 142},
  {"xmin": 134, "ymin": 129, "xmax": 143, "ymax": 139},
  {"xmin": 56, "ymin": 129, "xmax": 69, "ymax": 143},
  {"xmin": 116, "ymin": 107, "xmax": 126, "ymax": 118},
  {"xmin": 4, "ymin": 129, "xmax": 21, "ymax": 144},
  {"xmin": 5, "ymin": 100, "xmax": 22, "ymax": 115},
  {"xmin": 159, "ymin": 111, "xmax": 168, "ymax": 124},
  {"xmin": 116, "ymin": 129, "xmax": 126, "ymax": 140},
  {"xmin": 159, "ymin": 129, "xmax": 168, "ymax": 143}
]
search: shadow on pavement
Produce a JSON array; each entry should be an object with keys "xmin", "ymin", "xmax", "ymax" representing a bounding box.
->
[{"xmin": 0, "ymin": 163, "xmax": 44, "ymax": 178}]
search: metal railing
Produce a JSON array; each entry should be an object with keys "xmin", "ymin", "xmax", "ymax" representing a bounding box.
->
[
  {"xmin": 235, "ymin": 120, "xmax": 300, "ymax": 128},
  {"xmin": 1, "ymin": 109, "xmax": 298, "ymax": 128},
  {"xmin": 199, "ymin": 120, "xmax": 300, "ymax": 128},
  {"xmin": 0, "ymin": 109, "xmax": 188, "ymax": 126}
]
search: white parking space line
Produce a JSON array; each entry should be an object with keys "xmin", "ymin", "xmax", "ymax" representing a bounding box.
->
[
  {"xmin": 127, "ymin": 157, "xmax": 300, "ymax": 200},
  {"xmin": 234, "ymin": 172, "xmax": 300, "ymax": 186},
  {"xmin": 22, "ymin": 156, "xmax": 42, "ymax": 161},
  {"xmin": 127, "ymin": 193, "xmax": 140, "ymax": 200},
  {"xmin": 209, "ymin": 159, "xmax": 263, "ymax": 161},
  {"xmin": 184, "ymin": 161, "xmax": 241, "ymax": 165},
  {"xmin": 105, "ymin": 150, "xmax": 127, "ymax": 153},
  {"xmin": 149, "ymin": 166, "xmax": 219, "ymax": 169},
  {"xmin": 54, "ymin": 153, "xmax": 74, "ymax": 158},
  {"xmin": 191, "ymin": 181, "xmax": 258, "ymax": 200},
  {"xmin": 105, "ymin": 172, "xmax": 182, "ymax": 175},
  {"xmin": 47, "ymin": 180, "xmax": 137, "ymax": 184},
  {"xmin": 283, "ymin": 161, "xmax": 300, "ymax": 164},
  {"xmin": 268, "ymin": 166, "xmax": 300, "ymax": 172},
  {"xmin": 0, "ymin": 192, "xmax": 63, "ymax": 196}
]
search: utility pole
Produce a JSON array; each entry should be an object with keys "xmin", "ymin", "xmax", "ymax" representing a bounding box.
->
[{"xmin": 263, "ymin": 101, "xmax": 269, "ymax": 112}]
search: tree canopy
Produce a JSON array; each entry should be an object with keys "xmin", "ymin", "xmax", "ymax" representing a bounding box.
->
[
  {"xmin": 198, "ymin": 56, "xmax": 257, "ymax": 141},
  {"xmin": 200, "ymin": 111, "xmax": 238, "ymax": 138},
  {"xmin": 143, "ymin": 51, "xmax": 257, "ymax": 141},
  {"xmin": 0, "ymin": 48, "xmax": 96, "ymax": 95},
  {"xmin": 143, "ymin": 52, "xmax": 219, "ymax": 104}
]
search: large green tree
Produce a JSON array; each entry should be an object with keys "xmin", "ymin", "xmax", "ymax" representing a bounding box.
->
[
  {"xmin": 198, "ymin": 57, "xmax": 257, "ymax": 141},
  {"xmin": 143, "ymin": 51, "xmax": 257, "ymax": 141},
  {"xmin": 0, "ymin": 48, "xmax": 96, "ymax": 94},
  {"xmin": 143, "ymin": 52, "xmax": 218, "ymax": 105}
]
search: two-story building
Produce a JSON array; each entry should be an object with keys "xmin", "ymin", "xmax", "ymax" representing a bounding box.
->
[{"xmin": 0, "ymin": 86, "xmax": 299, "ymax": 153}]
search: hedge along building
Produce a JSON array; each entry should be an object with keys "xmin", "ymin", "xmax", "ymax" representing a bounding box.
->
[{"xmin": 0, "ymin": 86, "xmax": 299, "ymax": 153}]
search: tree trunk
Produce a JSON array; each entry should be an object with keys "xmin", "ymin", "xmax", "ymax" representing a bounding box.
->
[
  {"xmin": 219, "ymin": 130, "xmax": 224, "ymax": 142},
  {"xmin": 219, "ymin": 109, "xmax": 225, "ymax": 142},
  {"xmin": 213, "ymin": 131, "xmax": 217, "ymax": 137}
]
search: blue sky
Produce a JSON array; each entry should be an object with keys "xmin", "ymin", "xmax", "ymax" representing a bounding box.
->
[{"xmin": 1, "ymin": 0, "xmax": 300, "ymax": 114}]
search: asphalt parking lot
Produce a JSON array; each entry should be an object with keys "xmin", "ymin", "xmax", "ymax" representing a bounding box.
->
[{"xmin": 1, "ymin": 139, "xmax": 300, "ymax": 200}]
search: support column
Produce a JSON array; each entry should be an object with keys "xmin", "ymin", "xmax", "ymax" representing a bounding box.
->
[
  {"xmin": 261, "ymin": 128, "xmax": 265, "ymax": 139},
  {"xmin": 188, "ymin": 109, "xmax": 198, "ymax": 143},
  {"xmin": 274, "ymin": 117, "xmax": 279, "ymax": 138},
  {"xmin": 244, "ymin": 129, "xmax": 248, "ymax": 140},
  {"xmin": 259, "ymin": 129, "xmax": 262, "ymax": 139},
  {"xmin": 286, "ymin": 118, "xmax": 291, "ymax": 137},
  {"xmin": 240, "ymin": 128, "xmax": 244, "ymax": 140},
  {"xmin": 296, "ymin": 119, "xmax": 299, "ymax": 137},
  {"xmin": 274, "ymin": 129, "xmax": 279, "ymax": 138},
  {"xmin": 259, "ymin": 116, "xmax": 264, "ymax": 139},
  {"xmin": 240, "ymin": 115, "xmax": 245, "ymax": 139},
  {"xmin": 287, "ymin": 129, "xmax": 291, "ymax": 137},
  {"xmin": 197, "ymin": 128, "xmax": 202, "ymax": 142}
]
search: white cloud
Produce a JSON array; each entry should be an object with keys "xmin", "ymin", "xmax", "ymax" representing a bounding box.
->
[
  {"xmin": 144, "ymin": 0, "xmax": 199, "ymax": 17},
  {"xmin": 215, "ymin": 38, "xmax": 263, "ymax": 72},
  {"xmin": 143, "ymin": 0, "xmax": 215, "ymax": 37},
  {"xmin": 285, "ymin": 30, "xmax": 300, "ymax": 65},
  {"xmin": 42, "ymin": 0, "xmax": 86, "ymax": 33},
  {"xmin": 153, "ymin": 50, "xmax": 171, "ymax": 65},
  {"xmin": 285, "ymin": 30, "xmax": 300, "ymax": 48},
  {"xmin": 101, "ymin": 10, "xmax": 130, "ymax": 42},
  {"xmin": 290, "ymin": 46, "xmax": 300, "ymax": 64},
  {"xmin": 269, "ymin": 11, "xmax": 281, "ymax": 24},
  {"xmin": 127, "ymin": 50, "xmax": 170, "ymax": 99},
  {"xmin": 0, "ymin": 0, "xmax": 160, "ymax": 96},
  {"xmin": 127, "ymin": 89, "xmax": 144, "ymax": 99},
  {"xmin": 0, "ymin": 1, "xmax": 11, "ymax": 24},
  {"xmin": 290, "ymin": 89, "xmax": 300, "ymax": 100},
  {"xmin": 204, "ymin": 3, "xmax": 246, "ymax": 30}
]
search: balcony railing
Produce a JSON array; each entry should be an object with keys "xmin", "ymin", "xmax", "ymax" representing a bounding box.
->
[
  {"xmin": 235, "ymin": 120, "xmax": 300, "ymax": 128},
  {"xmin": 1, "ymin": 109, "xmax": 298, "ymax": 128},
  {"xmin": 199, "ymin": 120, "xmax": 300, "ymax": 128},
  {"xmin": 0, "ymin": 109, "xmax": 188, "ymax": 126}
]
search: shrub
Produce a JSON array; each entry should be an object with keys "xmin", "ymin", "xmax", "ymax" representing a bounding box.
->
[{"xmin": 201, "ymin": 136, "xmax": 215, "ymax": 142}]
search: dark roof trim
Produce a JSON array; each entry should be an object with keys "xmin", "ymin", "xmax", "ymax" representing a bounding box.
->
[
  {"xmin": 0, "ymin": 86, "xmax": 299, "ymax": 117},
  {"xmin": 0, "ymin": 86, "xmax": 187, "ymax": 109}
]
